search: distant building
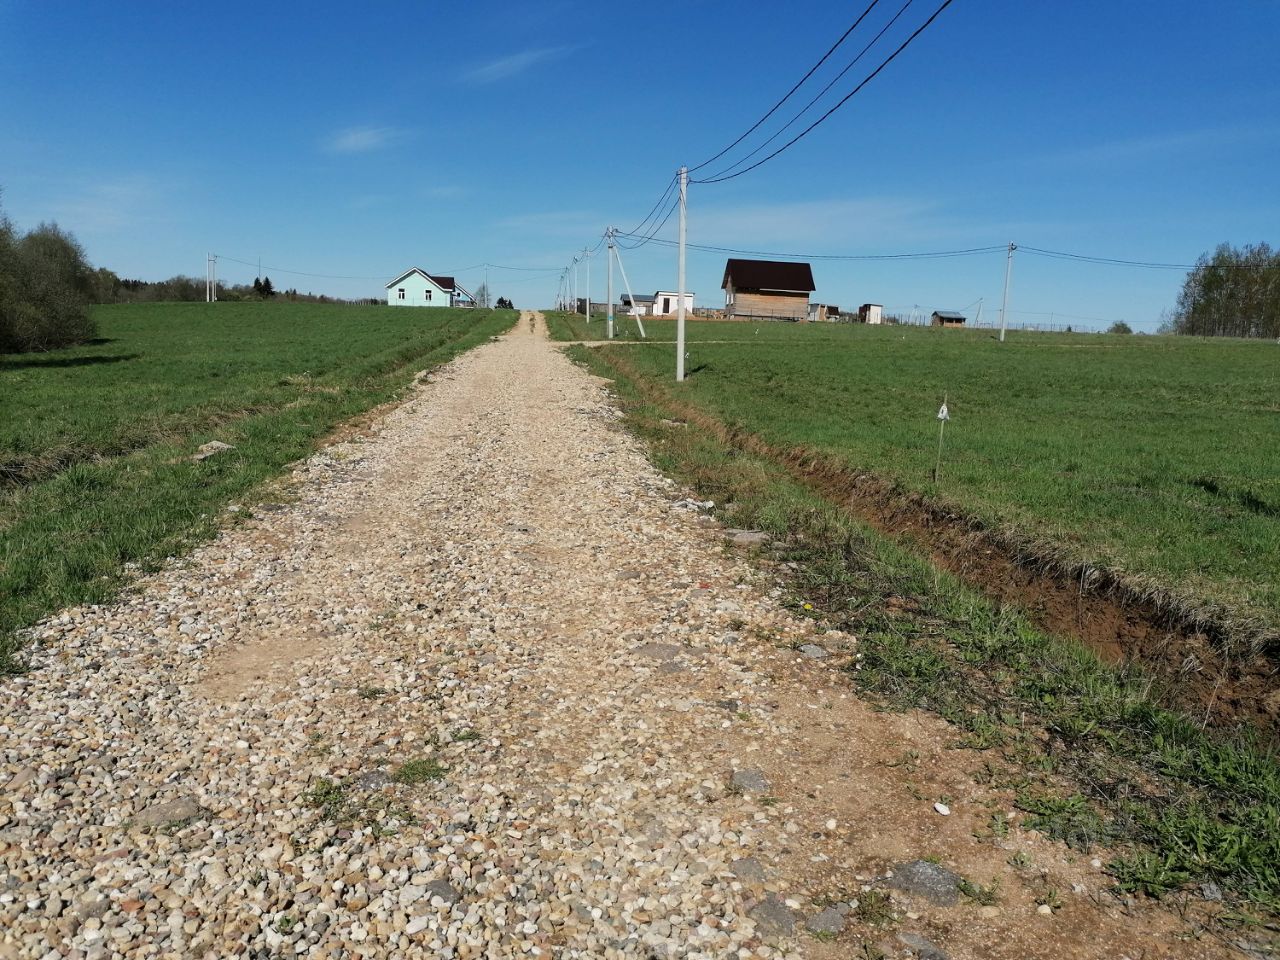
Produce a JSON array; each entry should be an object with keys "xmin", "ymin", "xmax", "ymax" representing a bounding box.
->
[
  {"xmin": 721, "ymin": 259, "xmax": 815, "ymax": 321},
  {"xmin": 807, "ymin": 303, "xmax": 840, "ymax": 322},
  {"xmin": 859, "ymin": 303, "xmax": 883, "ymax": 325},
  {"xmin": 931, "ymin": 310, "xmax": 967, "ymax": 328},
  {"xmin": 386, "ymin": 268, "xmax": 476, "ymax": 308},
  {"xmin": 652, "ymin": 291, "xmax": 695, "ymax": 317},
  {"xmin": 620, "ymin": 293, "xmax": 656, "ymax": 316}
]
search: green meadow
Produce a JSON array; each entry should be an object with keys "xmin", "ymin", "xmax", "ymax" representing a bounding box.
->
[
  {"xmin": 549, "ymin": 311, "xmax": 1280, "ymax": 636},
  {"xmin": 1, "ymin": 301, "xmax": 514, "ymax": 669}
]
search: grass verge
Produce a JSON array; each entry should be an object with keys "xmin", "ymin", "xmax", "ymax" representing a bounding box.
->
[
  {"xmin": 568, "ymin": 341, "xmax": 1280, "ymax": 921},
  {"xmin": 1, "ymin": 302, "xmax": 515, "ymax": 671}
]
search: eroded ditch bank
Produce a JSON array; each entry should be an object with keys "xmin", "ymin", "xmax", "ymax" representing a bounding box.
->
[{"xmin": 591, "ymin": 346, "xmax": 1279, "ymax": 733}]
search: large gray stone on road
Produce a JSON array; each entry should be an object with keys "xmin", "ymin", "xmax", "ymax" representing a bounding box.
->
[{"xmin": 887, "ymin": 860, "xmax": 963, "ymax": 906}]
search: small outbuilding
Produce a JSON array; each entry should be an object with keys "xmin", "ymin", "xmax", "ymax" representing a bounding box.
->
[
  {"xmin": 722, "ymin": 258, "xmax": 815, "ymax": 321},
  {"xmin": 859, "ymin": 303, "xmax": 883, "ymax": 325},
  {"xmin": 807, "ymin": 303, "xmax": 840, "ymax": 322},
  {"xmin": 652, "ymin": 291, "xmax": 695, "ymax": 317},
  {"xmin": 386, "ymin": 268, "xmax": 476, "ymax": 308},
  {"xmin": 931, "ymin": 310, "xmax": 967, "ymax": 328},
  {"xmin": 620, "ymin": 293, "xmax": 656, "ymax": 316}
]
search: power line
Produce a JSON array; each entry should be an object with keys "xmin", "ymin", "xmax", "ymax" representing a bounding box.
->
[
  {"xmin": 688, "ymin": 0, "xmax": 884, "ymax": 174},
  {"xmin": 214, "ymin": 254, "xmax": 395, "ymax": 281},
  {"xmin": 700, "ymin": 0, "xmax": 917, "ymax": 183},
  {"xmin": 622, "ymin": 173, "xmax": 680, "ymax": 238},
  {"xmin": 614, "ymin": 196, "xmax": 681, "ymax": 250},
  {"xmin": 692, "ymin": 0, "xmax": 957, "ymax": 185},
  {"xmin": 611, "ymin": 232, "xmax": 1004, "ymax": 261}
]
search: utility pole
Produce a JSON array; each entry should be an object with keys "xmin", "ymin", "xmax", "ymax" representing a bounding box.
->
[
  {"xmin": 206, "ymin": 254, "xmax": 211, "ymax": 302},
  {"xmin": 571, "ymin": 257, "xmax": 578, "ymax": 316},
  {"xmin": 485, "ymin": 263, "xmax": 490, "ymax": 308},
  {"xmin": 583, "ymin": 247, "xmax": 591, "ymax": 319},
  {"xmin": 606, "ymin": 229, "xmax": 615, "ymax": 340},
  {"xmin": 676, "ymin": 165, "xmax": 688, "ymax": 382},
  {"xmin": 974, "ymin": 298, "xmax": 983, "ymax": 327},
  {"xmin": 998, "ymin": 242, "xmax": 1016, "ymax": 343}
]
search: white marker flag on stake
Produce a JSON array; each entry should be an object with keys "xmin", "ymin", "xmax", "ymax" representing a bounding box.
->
[{"xmin": 933, "ymin": 395, "xmax": 949, "ymax": 482}]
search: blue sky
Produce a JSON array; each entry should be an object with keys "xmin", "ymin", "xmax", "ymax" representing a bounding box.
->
[{"xmin": 2, "ymin": 0, "xmax": 1277, "ymax": 330}]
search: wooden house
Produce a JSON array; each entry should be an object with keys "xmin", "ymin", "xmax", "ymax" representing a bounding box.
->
[
  {"xmin": 721, "ymin": 259, "xmax": 815, "ymax": 321},
  {"xmin": 931, "ymin": 310, "xmax": 967, "ymax": 328}
]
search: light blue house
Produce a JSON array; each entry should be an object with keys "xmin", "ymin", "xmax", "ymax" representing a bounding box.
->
[{"xmin": 385, "ymin": 268, "xmax": 475, "ymax": 307}]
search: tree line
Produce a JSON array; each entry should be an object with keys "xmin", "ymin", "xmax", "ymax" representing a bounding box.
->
[{"xmin": 1171, "ymin": 242, "xmax": 1280, "ymax": 338}]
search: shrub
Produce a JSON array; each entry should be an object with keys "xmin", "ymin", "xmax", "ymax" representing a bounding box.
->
[{"xmin": 0, "ymin": 204, "xmax": 98, "ymax": 352}]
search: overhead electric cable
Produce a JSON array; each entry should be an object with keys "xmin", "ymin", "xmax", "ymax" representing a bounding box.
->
[
  {"xmin": 692, "ymin": 0, "xmax": 956, "ymax": 184},
  {"xmin": 688, "ymin": 0, "xmax": 884, "ymax": 174},
  {"xmin": 610, "ymin": 233, "xmax": 1004, "ymax": 261},
  {"xmin": 700, "ymin": 0, "xmax": 916, "ymax": 182},
  {"xmin": 622, "ymin": 173, "xmax": 680, "ymax": 238}
]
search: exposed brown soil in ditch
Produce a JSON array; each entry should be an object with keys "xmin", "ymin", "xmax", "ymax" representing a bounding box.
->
[{"xmin": 593, "ymin": 348, "xmax": 1280, "ymax": 732}]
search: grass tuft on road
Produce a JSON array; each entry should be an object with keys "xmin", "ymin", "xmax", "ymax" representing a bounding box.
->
[{"xmin": 1, "ymin": 301, "xmax": 515, "ymax": 671}]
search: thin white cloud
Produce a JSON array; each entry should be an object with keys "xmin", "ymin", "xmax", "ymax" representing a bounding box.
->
[
  {"xmin": 1042, "ymin": 124, "xmax": 1280, "ymax": 167},
  {"xmin": 44, "ymin": 176, "xmax": 170, "ymax": 234},
  {"xmin": 461, "ymin": 46, "xmax": 572, "ymax": 84},
  {"xmin": 324, "ymin": 126, "xmax": 405, "ymax": 154}
]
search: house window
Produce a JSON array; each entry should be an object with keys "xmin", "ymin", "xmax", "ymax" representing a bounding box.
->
[
  {"xmin": 398, "ymin": 288, "xmax": 405, "ymax": 299},
  {"xmin": 424, "ymin": 290, "xmax": 432, "ymax": 301}
]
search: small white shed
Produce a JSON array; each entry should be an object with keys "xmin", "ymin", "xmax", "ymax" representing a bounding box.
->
[{"xmin": 651, "ymin": 291, "xmax": 694, "ymax": 316}]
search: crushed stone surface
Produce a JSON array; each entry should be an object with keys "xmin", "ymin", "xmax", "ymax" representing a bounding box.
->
[
  {"xmin": 1, "ymin": 314, "xmax": 834, "ymax": 959},
  {"xmin": 0, "ymin": 314, "xmax": 1242, "ymax": 960}
]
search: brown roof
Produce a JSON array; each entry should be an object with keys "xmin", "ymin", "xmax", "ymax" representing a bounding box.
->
[
  {"xmin": 427, "ymin": 275, "xmax": 456, "ymax": 292},
  {"xmin": 721, "ymin": 258, "xmax": 815, "ymax": 293}
]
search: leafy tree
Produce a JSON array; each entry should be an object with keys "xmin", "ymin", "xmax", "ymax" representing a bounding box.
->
[
  {"xmin": 1172, "ymin": 242, "xmax": 1280, "ymax": 338},
  {"xmin": 1107, "ymin": 320, "xmax": 1133, "ymax": 334},
  {"xmin": 0, "ymin": 202, "xmax": 97, "ymax": 352},
  {"xmin": 495, "ymin": 296, "xmax": 514, "ymax": 309}
]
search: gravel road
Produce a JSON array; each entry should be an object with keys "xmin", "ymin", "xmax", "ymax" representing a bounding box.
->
[
  {"xmin": 1, "ymin": 314, "xmax": 840, "ymax": 959},
  {"xmin": 0, "ymin": 314, "xmax": 1238, "ymax": 960}
]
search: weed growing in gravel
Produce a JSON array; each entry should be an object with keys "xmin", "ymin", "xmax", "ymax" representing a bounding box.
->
[
  {"xmin": 303, "ymin": 778, "xmax": 348, "ymax": 820},
  {"xmin": 1017, "ymin": 792, "xmax": 1114, "ymax": 852},
  {"xmin": 853, "ymin": 890, "xmax": 895, "ymax": 926},
  {"xmin": 394, "ymin": 758, "xmax": 446, "ymax": 784},
  {"xmin": 1008, "ymin": 850, "xmax": 1033, "ymax": 870},
  {"xmin": 958, "ymin": 877, "xmax": 1002, "ymax": 905},
  {"xmin": 356, "ymin": 686, "xmax": 388, "ymax": 700},
  {"xmin": 1037, "ymin": 888, "xmax": 1063, "ymax": 911},
  {"xmin": 451, "ymin": 729, "xmax": 481, "ymax": 742}
]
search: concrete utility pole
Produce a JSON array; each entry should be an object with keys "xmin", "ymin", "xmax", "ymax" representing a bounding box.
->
[
  {"xmin": 676, "ymin": 165, "xmax": 688, "ymax": 382},
  {"xmin": 606, "ymin": 229, "xmax": 615, "ymax": 340},
  {"xmin": 583, "ymin": 247, "xmax": 591, "ymax": 319},
  {"xmin": 571, "ymin": 257, "xmax": 578, "ymax": 315},
  {"xmin": 998, "ymin": 242, "xmax": 1016, "ymax": 342}
]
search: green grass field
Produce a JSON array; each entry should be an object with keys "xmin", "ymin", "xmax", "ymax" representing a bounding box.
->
[
  {"xmin": 1, "ymin": 301, "xmax": 514, "ymax": 669},
  {"xmin": 564, "ymin": 327, "xmax": 1280, "ymax": 916},
  {"xmin": 551, "ymin": 312, "xmax": 1280, "ymax": 637}
]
